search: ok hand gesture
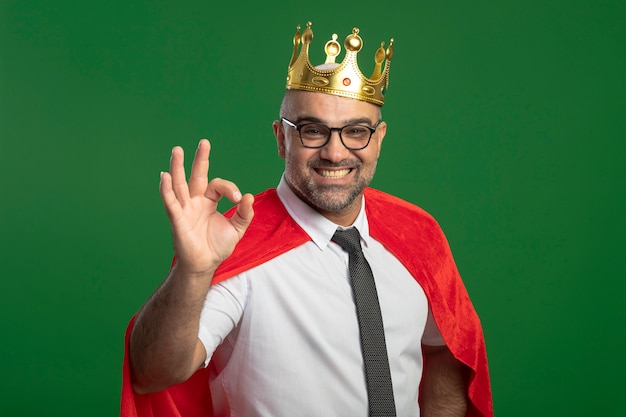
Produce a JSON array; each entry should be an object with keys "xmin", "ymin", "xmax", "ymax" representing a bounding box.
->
[{"xmin": 159, "ymin": 139, "xmax": 254, "ymax": 277}]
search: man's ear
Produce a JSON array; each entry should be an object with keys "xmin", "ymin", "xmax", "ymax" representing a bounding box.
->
[
  {"xmin": 375, "ymin": 121, "xmax": 387, "ymax": 158},
  {"xmin": 273, "ymin": 120, "xmax": 286, "ymax": 158}
]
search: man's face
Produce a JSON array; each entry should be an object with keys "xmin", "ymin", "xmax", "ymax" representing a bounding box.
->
[{"xmin": 273, "ymin": 91, "xmax": 387, "ymax": 224}]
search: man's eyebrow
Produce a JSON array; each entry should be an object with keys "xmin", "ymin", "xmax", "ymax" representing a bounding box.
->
[{"xmin": 294, "ymin": 115, "xmax": 375, "ymax": 126}]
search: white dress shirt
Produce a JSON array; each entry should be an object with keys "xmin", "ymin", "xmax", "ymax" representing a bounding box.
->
[{"xmin": 198, "ymin": 176, "xmax": 444, "ymax": 417}]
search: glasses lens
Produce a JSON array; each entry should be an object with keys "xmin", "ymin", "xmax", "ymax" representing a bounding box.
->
[
  {"xmin": 341, "ymin": 126, "xmax": 372, "ymax": 149},
  {"xmin": 299, "ymin": 124, "xmax": 330, "ymax": 147}
]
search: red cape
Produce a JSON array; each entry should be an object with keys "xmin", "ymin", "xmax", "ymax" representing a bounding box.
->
[{"xmin": 121, "ymin": 188, "xmax": 493, "ymax": 417}]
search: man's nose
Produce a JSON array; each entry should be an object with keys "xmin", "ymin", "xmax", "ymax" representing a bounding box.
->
[{"xmin": 319, "ymin": 130, "xmax": 350, "ymax": 161}]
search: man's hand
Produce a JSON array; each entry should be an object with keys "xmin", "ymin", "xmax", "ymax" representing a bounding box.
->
[
  {"xmin": 160, "ymin": 139, "xmax": 254, "ymax": 276},
  {"xmin": 130, "ymin": 139, "xmax": 254, "ymax": 394}
]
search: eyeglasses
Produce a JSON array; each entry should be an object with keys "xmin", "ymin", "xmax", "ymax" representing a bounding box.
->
[{"xmin": 281, "ymin": 117, "xmax": 382, "ymax": 150}]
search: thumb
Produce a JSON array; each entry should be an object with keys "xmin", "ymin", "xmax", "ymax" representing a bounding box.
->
[{"xmin": 229, "ymin": 193, "xmax": 255, "ymax": 238}]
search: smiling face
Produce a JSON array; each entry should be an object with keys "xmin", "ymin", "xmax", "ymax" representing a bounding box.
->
[{"xmin": 273, "ymin": 90, "xmax": 387, "ymax": 226}]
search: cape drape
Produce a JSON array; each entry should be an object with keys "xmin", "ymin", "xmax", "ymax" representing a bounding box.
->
[{"xmin": 121, "ymin": 188, "xmax": 493, "ymax": 417}]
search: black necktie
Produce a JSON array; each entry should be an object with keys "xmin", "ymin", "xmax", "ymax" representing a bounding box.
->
[{"xmin": 332, "ymin": 227, "xmax": 397, "ymax": 417}]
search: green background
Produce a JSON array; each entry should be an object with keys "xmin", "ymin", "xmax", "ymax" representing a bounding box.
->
[{"xmin": 1, "ymin": 0, "xmax": 624, "ymax": 415}]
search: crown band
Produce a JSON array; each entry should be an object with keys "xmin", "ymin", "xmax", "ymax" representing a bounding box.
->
[{"xmin": 285, "ymin": 22, "xmax": 394, "ymax": 106}]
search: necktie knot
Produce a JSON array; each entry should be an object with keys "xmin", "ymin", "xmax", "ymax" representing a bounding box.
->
[{"xmin": 332, "ymin": 227, "xmax": 363, "ymax": 255}]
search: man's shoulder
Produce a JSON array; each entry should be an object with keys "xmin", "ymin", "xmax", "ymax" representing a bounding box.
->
[
  {"xmin": 364, "ymin": 187, "xmax": 437, "ymax": 225},
  {"xmin": 364, "ymin": 187, "xmax": 448, "ymax": 252},
  {"xmin": 213, "ymin": 188, "xmax": 308, "ymax": 284}
]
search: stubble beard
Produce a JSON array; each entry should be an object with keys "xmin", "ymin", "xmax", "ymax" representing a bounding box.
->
[{"xmin": 286, "ymin": 159, "xmax": 377, "ymax": 214}]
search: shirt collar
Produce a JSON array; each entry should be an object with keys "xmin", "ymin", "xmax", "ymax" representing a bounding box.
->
[{"xmin": 276, "ymin": 175, "xmax": 370, "ymax": 250}]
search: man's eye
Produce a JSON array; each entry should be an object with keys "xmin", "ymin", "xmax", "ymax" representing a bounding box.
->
[
  {"xmin": 344, "ymin": 126, "xmax": 369, "ymax": 136},
  {"xmin": 301, "ymin": 125, "xmax": 327, "ymax": 136}
]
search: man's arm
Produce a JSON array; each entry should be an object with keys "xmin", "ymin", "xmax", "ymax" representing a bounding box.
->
[
  {"xmin": 129, "ymin": 139, "xmax": 254, "ymax": 394},
  {"xmin": 129, "ymin": 265, "xmax": 212, "ymax": 394},
  {"xmin": 421, "ymin": 344, "xmax": 471, "ymax": 417}
]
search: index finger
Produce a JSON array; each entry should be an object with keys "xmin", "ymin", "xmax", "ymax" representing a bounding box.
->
[{"xmin": 188, "ymin": 139, "xmax": 210, "ymax": 197}]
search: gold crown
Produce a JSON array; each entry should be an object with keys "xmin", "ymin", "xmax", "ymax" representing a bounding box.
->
[{"xmin": 285, "ymin": 22, "xmax": 394, "ymax": 106}]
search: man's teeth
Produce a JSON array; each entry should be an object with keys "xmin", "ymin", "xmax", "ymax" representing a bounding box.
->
[{"xmin": 319, "ymin": 169, "xmax": 350, "ymax": 178}]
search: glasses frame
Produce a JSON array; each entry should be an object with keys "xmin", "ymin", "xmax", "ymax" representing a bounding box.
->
[{"xmin": 281, "ymin": 117, "xmax": 382, "ymax": 150}]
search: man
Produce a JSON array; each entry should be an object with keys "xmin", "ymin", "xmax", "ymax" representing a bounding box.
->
[{"xmin": 121, "ymin": 22, "xmax": 492, "ymax": 417}]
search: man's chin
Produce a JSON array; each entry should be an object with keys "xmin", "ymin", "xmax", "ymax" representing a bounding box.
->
[{"xmin": 309, "ymin": 189, "xmax": 361, "ymax": 213}]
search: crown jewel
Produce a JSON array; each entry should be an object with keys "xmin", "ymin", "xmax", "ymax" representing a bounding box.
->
[{"xmin": 285, "ymin": 22, "xmax": 394, "ymax": 106}]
